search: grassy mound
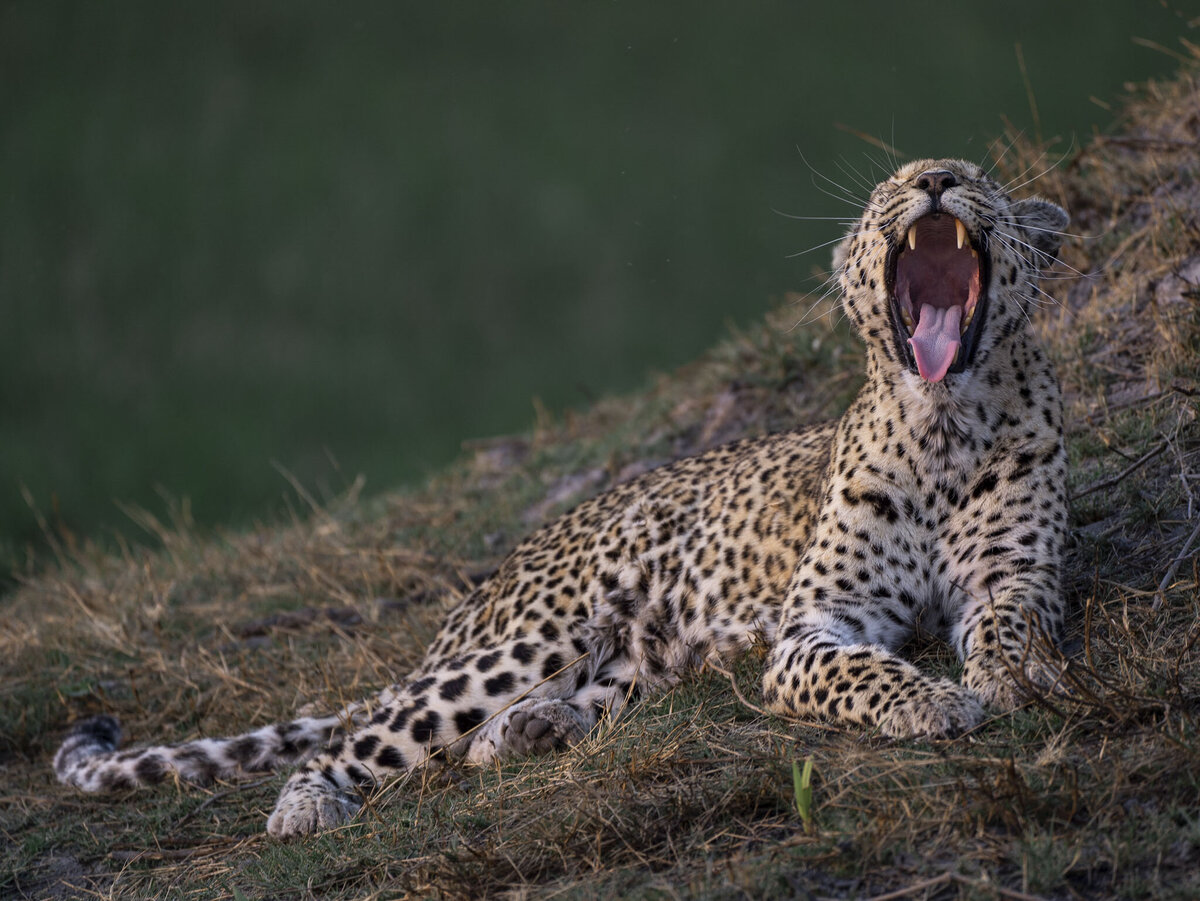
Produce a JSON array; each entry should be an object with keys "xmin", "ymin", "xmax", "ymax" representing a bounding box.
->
[{"xmin": 3, "ymin": 61, "xmax": 1199, "ymax": 900}]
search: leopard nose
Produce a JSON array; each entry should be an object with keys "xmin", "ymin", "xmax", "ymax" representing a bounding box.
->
[{"xmin": 915, "ymin": 169, "xmax": 958, "ymax": 206}]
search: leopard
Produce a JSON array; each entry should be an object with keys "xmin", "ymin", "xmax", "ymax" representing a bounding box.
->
[{"xmin": 55, "ymin": 158, "xmax": 1071, "ymax": 839}]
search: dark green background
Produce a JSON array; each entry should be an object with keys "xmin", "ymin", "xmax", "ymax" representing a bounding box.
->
[{"xmin": 1, "ymin": 2, "xmax": 1191, "ymax": 564}]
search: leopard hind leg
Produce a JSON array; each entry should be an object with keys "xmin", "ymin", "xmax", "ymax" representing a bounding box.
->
[
  {"xmin": 463, "ymin": 650, "xmax": 642, "ymax": 763},
  {"xmin": 267, "ymin": 639, "xmax": 618, "ymax": 837}
]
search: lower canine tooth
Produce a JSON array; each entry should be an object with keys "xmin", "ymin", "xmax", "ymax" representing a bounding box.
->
[
  {"xmin": 955, "ymin": 219, "xmax": 967, "ymax": 249},
  {"xmin": 907, "ymin": 226, "xmax": 917, "ymax": 251}
]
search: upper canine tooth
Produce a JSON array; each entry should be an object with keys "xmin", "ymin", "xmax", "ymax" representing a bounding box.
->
[
  {"xmin": 907, "ymin": 226, "xmax": 917, "ymax": 251},
  {"xmin": 955, "ymin": 219, "xmax": 967, "ymax": 249}
]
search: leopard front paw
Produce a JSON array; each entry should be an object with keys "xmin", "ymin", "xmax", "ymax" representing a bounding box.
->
[
  {"xmin": 876, "ymin": 679, "xmax": 984, "ymax": 738},
  {"xmin": 266, "ymin": 773, "xmax": 361, "ymax": 838},
  {"xmin": 963, "ymin": 647, "xmax": 1066, "ymax": 712}
]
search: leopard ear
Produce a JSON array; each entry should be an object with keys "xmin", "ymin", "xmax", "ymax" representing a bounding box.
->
[{"xmin": 1010, "ymin": 197, "xmax": 1069, "ymax": 267}]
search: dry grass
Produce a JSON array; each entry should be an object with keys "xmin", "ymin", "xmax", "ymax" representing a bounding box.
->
[{"xmin": 4, "ymin": 57, "xmax": 1200, "ymax": 901}]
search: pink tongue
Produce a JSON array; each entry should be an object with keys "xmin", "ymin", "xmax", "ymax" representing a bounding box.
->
[{"xmin": 908, "ymin": 303, "xmax": 962, "ymax": 382}]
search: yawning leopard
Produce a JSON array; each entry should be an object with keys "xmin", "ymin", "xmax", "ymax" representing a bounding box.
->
[{"xmin": 56, "ymin": 158, "xmax": 1070, "ymax": 838}]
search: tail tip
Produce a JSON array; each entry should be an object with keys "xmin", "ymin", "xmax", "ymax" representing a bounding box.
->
[
  {"xmin": 55, "ymin": 714, "xmax": 123, "ymax": 782},
  {"xmin": 67, "ymin": 714, "xmax": 123, "ymax": 749}
]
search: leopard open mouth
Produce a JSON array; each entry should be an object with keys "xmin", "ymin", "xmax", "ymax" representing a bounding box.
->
[{"xmin": 885, "ymin": 214, "xmax": 990, "ymax": 382}]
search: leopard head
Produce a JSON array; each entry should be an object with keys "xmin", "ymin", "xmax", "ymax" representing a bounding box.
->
[{"xmin": 832, "ymin": 159, "xmax": 1068, "ymax": 383}]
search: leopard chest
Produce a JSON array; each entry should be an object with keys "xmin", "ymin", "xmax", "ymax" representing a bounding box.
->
[{"xmin": 828, "ymin": 384, "xmax": 1056, "ymax": 628}]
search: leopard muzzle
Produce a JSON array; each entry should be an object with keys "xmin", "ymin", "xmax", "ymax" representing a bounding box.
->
[{"xmin": 886, "ymin": 213, "xmax": 991, "ymax": 382}]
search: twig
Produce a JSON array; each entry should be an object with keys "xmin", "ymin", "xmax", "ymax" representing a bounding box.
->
[
  {"xmin": 995, "ymin": 885, "xmax": 1053, "ymax": 901},
  {"xmin": 853, "ymin": 871, "xmax": 1051, "ymax": 901},
  {"xmin": 109, "ymin": 847, "xmax": 207, "ymax": 862},
  {"xmin": 708, "ymin": 662, "xmax": 775, "ymax": 719},
  {"xmin": 708, "ymin": 661, "xmax": 839, "ymax": 732},
  {"xmin": 1077, "ymin": 390, "xmax": 1166, "ymax": 427},
  {"xmin": 173, "ymin": 777, "xmax": 275, "ymax": 828},
  {"xmin": 1092, "ymin": 136, "xmax": 1198, "ymax": 149},
  {"xmin": 832, "ymin": 122, "xmax": 905, "ymax": 160},
  {"xmin": 1130, "ymin": 36, "xmax": 1194, "ymax": 65},
  {"xmin": 1015, "ymin": 43, "xmax": 1043, "ymax": 148},
  {"xmin": 1153, "ymin": 518, "xmax": 1200, "ymax": 610},
  {"xmin": 856, "ymin": 871, "xmax": 952, "ymax": 901},
  {"xmin": 1071, "ymin": 440, "xmax": 1168, "ymax": 500}
]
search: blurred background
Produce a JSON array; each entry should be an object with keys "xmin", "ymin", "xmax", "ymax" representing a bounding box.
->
[{"xmin": 1, "ymin": 1, "xmax": 1191, "ymax": 570}]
